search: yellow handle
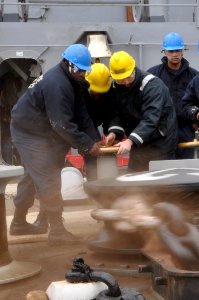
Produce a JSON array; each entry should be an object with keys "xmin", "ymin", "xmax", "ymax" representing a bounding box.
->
[
  {"xmin": 178, "ymin": 140, "xmax": 199, "ymax": 148},
  {"xmin": 99, "ymin": 146, "xmax": 119, "ymax": 154}
]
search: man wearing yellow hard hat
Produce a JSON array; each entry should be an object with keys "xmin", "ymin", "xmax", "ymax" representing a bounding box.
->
[
  {"xmin": 84, "ymin": 62, "xmax": 114, "ymax": 179},
  {"xmin": 105, "ymin": 50, "xmax": 178, "ymax": 171}
]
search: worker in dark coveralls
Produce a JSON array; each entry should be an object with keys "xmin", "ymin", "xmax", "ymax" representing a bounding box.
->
[
  {"xmin": 105, "ymin": 50, "xmax": 178, "ymax": 172},
  {"xmin": 10, "ymin": 44, "xmax": 100, "ymax": 246},
  {"xmin": 182, "ymin": 73, "xmax": 199, "ymax": 130},
  {"xmin": 148, "ymin": 32, "xmax": 198, "ymax": 158}
]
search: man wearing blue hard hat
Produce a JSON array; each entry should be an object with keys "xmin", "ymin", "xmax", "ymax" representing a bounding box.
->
[
  {"xmin": 148, "ymin": 32, "xmax": 198, "ymax": 158},
  {"xmin": 9, "ymin": 44, "xmax": 100, "ymax": 246}
]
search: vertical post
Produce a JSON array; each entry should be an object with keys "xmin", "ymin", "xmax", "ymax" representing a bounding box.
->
[
  {"xmin": 97, "ymin": 154, "xmax": 118, "ymax": 179},
  {"xmin": 138, "ymin": 44, "xmax": 143, "ymax": 69},
  {"xmin": 0, "ymin": 192, "xmax": 12, "ymax": 266},
  {"xmin": 194, "ymin": 129, "xmax": 199, "ymax": 159},
  {"xmin": 196, "ymin": 0, "xmax": 199, "ymax": 27},
  {"xmin": 126, "ymin": 6, "xmax": 134, "ymax": 22},
  {"xmin": 0, "ymin": 166, "xmax": 41, "ymax": 284}
]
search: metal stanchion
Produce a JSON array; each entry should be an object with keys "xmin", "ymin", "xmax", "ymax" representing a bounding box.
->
[
  {"xmin": 97, "ymin": 146, "xmax": 119, "ymax": 179},
  {"xmin": 178, "ymin": 130, "xmax": 199, "ymax": 159},
  {"xmin": 0, "ymin": 165, "xmax": 41, "ymax": 284}
]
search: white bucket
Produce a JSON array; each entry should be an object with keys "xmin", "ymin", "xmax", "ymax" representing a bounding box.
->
[
  {"xmin": 61, "ymin": 167, "xmax": 88, "ymax": 200},
  {"xmin": 46, "ymin": 280, "xmax": 107, "ymax": 300}
]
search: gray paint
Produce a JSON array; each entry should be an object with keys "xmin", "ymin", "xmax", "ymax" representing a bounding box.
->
[
  {"xmin": 0, "ymin": 21, "xmax": 199, "ymax": 72},
  {"xmin": 0, "ymin": 0, "xmax": 198, "ymax": 74}
]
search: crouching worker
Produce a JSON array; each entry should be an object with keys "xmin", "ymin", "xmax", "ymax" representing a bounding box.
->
[
  {"xmin": 105, "ymin": 50, "xmax": 178, "ymax": 172},
  {"xmin": 10, "ymin": 44, "xmax": 100, "ymax": 246}
]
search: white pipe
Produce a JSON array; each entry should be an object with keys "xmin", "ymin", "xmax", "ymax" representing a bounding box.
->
[{"xmin": 46, "ymin": 280, "xmax": 108, "ymax": 300}]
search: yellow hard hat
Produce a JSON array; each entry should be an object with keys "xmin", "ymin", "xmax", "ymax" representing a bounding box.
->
[
  {"xmin": 109, "ymin": 51, "xmax": 136, "ymax": 80},
  {"xmin": 85, "ymin": 63, "xmax": 111, "ymax": 93}
]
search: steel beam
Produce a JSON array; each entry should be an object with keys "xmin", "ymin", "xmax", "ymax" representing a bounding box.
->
[{"xmin": 30, "ymin": 0, "xmax": 140, "ymax": 5}]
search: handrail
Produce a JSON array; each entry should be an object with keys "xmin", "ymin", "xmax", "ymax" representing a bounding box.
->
[
  {"xmin": 0, "ymin": 1, "xmax": 198, "ymax": 7},
  {"xmin": 0, "ymin": 0, "xmax": 198, "ymax": 27}
]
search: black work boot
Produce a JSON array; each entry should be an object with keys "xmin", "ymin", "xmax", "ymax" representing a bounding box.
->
[
  {"xmin": 48, "ymin": 211, "xmax": 81, "ymax": 246},
  {"xmin": 33, "ymin": 210, "xmax": 49, "ymax": 233},
  {"xmin": 10, "ymin": 207, "xmax": 48, "ymax": 236}
]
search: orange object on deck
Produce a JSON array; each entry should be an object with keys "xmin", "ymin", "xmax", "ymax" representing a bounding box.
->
[
  {"xmin": 117, "ymin": 156, "xmax": 129, "ymax": 167},
  {"xmin": 66, "ymin": 154, "xmax": 84, "ymax": 170},
  {"xmin": 65, "ymin": 154, "xmax": 129, "ymax": 171}
]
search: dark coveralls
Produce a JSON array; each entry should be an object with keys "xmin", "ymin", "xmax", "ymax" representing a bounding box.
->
[
  {"xmin": 11, "ymin": 61, "xmax": 99, "ymax": 213},
  {"xmin": 182, "ymin": 74, "xmax": 199, "ymax": 126},
  {"xmin": 108, "ymin": 68, "xmax": 178, "ymax": 172},
  {"xmin": 147, "ymin": 56, "xmax": 198, "ymax": 158}
]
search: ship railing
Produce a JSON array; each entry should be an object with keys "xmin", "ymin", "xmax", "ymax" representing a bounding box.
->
[{"xmin": 1, "ymin": 1, "xmax": 199, "ymax": 26}]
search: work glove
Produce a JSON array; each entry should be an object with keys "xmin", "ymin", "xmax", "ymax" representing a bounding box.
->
[{"xmin": 88, "ymin": 142, "xmax": 100, "ymax": 156}]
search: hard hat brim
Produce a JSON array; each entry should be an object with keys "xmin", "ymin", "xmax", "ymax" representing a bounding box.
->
[
  {"xmin": 75, "ymin": 63, "xmax": 92, "ymax": 71},
  {"xmin": 163, "ymin": 46, "xmax": 184, "ymax": 51},
  {"xmin": 90, "ymin": 81, "xmax": 111, "ymax": 93},
  {"xmin": 110, "ymin": 68, "xmax": 133, "ymax": 81}
]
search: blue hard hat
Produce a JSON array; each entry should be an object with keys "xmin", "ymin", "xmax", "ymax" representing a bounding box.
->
[
  {"xmin": 62, "ymin": 44, "xmax": 92, "ymax": 71},
  {"xmin": 162, "ymin": 32, "xmax": 185, "ymax": 50}
]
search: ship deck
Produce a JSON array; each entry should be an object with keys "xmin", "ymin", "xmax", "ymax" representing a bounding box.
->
[{"xmin": 2, "ymin": 182, "xmax": 162, "ymax": 300}]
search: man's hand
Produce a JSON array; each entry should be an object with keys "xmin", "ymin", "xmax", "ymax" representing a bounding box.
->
[
  {"xmin": 115, "ymin": 139, "xmax": 133, "ymax": 155},
  {"xmin": 104, "ymin": 132, "xmax": 116, "ymax": 146},
  {"xmin": 88, "ymin": 142, "xmax": 100, "ymax": 156},
  {"xmin": 196, "ymin": 112, "xmax": 199, "ymax": 121},
  {"xmin": 192, "ymin": 123, "xmax": 199, "ymax": 131}
]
